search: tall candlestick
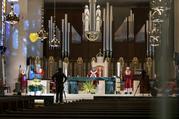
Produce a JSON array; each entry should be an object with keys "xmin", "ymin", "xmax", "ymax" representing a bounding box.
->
[
  {"xmin": 65, "ymin": 14, "xmax": 68, "ymax": 56},
  {"xmin": 132, "ymin": 13, "xmax": 134, "ymax": 38},
  {"xmin": 106, "ymin": 2, "xmax": 109, "ymax": 52},
  {"xmin": 50, "ymin": 16, "xmax": 53, "ymax": 43},
  {"xmin": 62, "ymin": 19, "xmax": 64, "ymax": 56},
  {"xmin": 48, "ymin": 20, "xmax": 50, "ymax": 42},
  {"xmin": 109, "ymin": 5, "xmax": 113, "ymax": 55},
  {"xmin": 146, "ymin": 20, "xmax": 149, "ymax": 57},
  {"xmin": 103, "ymin": 8, "xmax": 106, "ymax": 54},
  {"xmin": 67, "ymin": 22, "xmax": 70, "ymax": 57}
]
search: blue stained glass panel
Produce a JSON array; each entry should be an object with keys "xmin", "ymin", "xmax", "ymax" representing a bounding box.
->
[
  {"xmin": 22, "ymin": 43, "xmax": 27, "ymax": 56},
  {"xmin": 12, "ymin": 29, "xmax": 19, "ymax": 49},
  {"xmin": 13, "ymin": 3, "xmax": 20, "ymax": 16},
  {"xmin": 24, "ymin": 20, "xmax": 29, "ymax": 31},
  {"xmin": 6, "ymin": 23, "xmax": 11, "ymax": 39}
]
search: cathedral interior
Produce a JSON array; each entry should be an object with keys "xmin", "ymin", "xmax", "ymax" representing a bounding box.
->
[{"xmin": 0, "ymin": 0, "xmax": 179, "ymax": 119}]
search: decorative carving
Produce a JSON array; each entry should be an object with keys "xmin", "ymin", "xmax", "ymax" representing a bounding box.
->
[
  {"xmin": 77, "ymin": 57, "xmax": 83, "ymax": 64},
  {"xmin": 105, "ymin": 57, "xmax": 111, "ymax": 62},
  {"xmin": 91, "ymin": 57, "xmax": 96, "ymax": 62},
  {"xmin": 35, "ymin": 56, "xmax": 41, "ymax": 65},
  {"xmin": 144, "ymin": 57, "xmax": 153, "ymax": 79},
  {"xmin": 105, "ymin": 57, "xmax": 113, "ymax": 76},
  {"xmin": 130, "ymin": 57, "xmax": 141, "ymax": 74},
  {"xmin": 74, "ymin": 57, "xmax": 84, "ymax": 77},
  {"xmin": 48, "ymin": 56, "xmax": 56, "ymax": 79},
  {"xmin": 64, "ymin": 57, "xmax": 69, "ymax": 63}
]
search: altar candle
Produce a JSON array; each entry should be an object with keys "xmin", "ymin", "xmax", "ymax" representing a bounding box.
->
[{"xmin": 117, "ymin": 62, "xmax": 121, "ymax": 77}]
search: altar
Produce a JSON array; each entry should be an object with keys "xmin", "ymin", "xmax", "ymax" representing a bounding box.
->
[
  {"xmin": 27, "ymin": 79, "xmax": 51, "ymax": 95},
  {"xmin": 24, "ymin": 54, "xmax": 150, "ymax": 97},
  {"xmin": 68, "ymin": 77, "xmax": 115, "ymax": 94}
]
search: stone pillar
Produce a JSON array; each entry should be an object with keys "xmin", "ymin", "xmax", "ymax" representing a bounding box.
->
[
  {"xmin": 154, "ymin": 0, "xmax": 174, "ymax": 89},
  {"xmin": 174, "ymin": 0, "xmax": 179, "ymax": 96},
  {"xmin": 152, "ymin": 1, "xmax": 174, "ymax": 119}
]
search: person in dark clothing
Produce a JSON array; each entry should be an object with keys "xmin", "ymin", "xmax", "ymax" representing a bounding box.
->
[
  {"xmin": 52, "ymin": 68, "xmax": 67, "ymax": 103},
  {"xmin": 140, "ymin": 70, "xmax": 150, "ymax": 94},
  {"xmin": 150, "ymin": 74, "xmax": 160, "ymax": 97}
]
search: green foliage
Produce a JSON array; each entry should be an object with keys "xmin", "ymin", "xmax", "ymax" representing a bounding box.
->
[
  {"xmin": 82, "ymin": 81, "xmax": 95, "ymax": 94},
  {"xmin": 28, "ymin": 84, "xmax": 44, "ymax": 92}
]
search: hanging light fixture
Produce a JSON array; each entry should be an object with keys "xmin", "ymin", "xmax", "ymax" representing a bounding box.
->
[
  {"xmin": 5, "ymin": 3, "xmax": 19, "ymax": 25},
  {"xmin": 49, "ymin": 0, "xmax": 60, "ymax": 47},
  {"xmin": 37, "ymin": 0, "xmax": 48, "ymax": 42},
  {"xmin": 83, "ymin": 0, "xmax": 102, "ymax": 41}
]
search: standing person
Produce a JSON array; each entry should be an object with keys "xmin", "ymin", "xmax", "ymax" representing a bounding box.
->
[
  {"xmin": 150, "ymin": 74, "xmax": 159, "ymax": 97},
  {"xmin": 123, "ymin": 67, "xmax": 133, "ymax": 94},
  {"xmin": 140, "ymin": 70, "xmax": 150, "ymax": 95},
  {"xmin": 52, "ymin": 68, "xmax": 67, "ymax": 103}
]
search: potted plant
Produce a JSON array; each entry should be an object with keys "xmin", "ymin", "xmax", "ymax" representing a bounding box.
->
[{"xmin": 82, "ymin": 81, "xmax": 95, "ymax": 94}]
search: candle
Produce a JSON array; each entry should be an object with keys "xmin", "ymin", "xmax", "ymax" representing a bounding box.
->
[{"xmin": 117, "ymin": 62, "xmax": 121, "ymax": 77}]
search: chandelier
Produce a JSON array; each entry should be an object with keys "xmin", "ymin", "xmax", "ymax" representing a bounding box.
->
[
  {"xmin": 49, "ymin": 0, "xmax": 60, "ymax": 48},
  {"xmin": 37, "ymin": 25, "xmax": 48, "ymax": 42},
  {"xmin": 149, "ymin": 0, "xmax": 171, "ymax": 47},
  {"xmin": 83, "ymin": 0, "xmax": 102, "ymax": 41},
  {"xmin": 37, "ymin": 1, "xmax": 48, "ymax": 42},
  {"xmin": 5, "ymin": 3, "xmax": 19, "ymax": 25}
]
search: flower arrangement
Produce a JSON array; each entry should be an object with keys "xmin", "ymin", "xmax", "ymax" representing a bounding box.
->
[
  {"xmin": 28, "ymin": 79, "xmax": 44, "ymax": 92},
  {"xmin": 28, "ymin": 84, "xmax": 44, "ymax": 92}
]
